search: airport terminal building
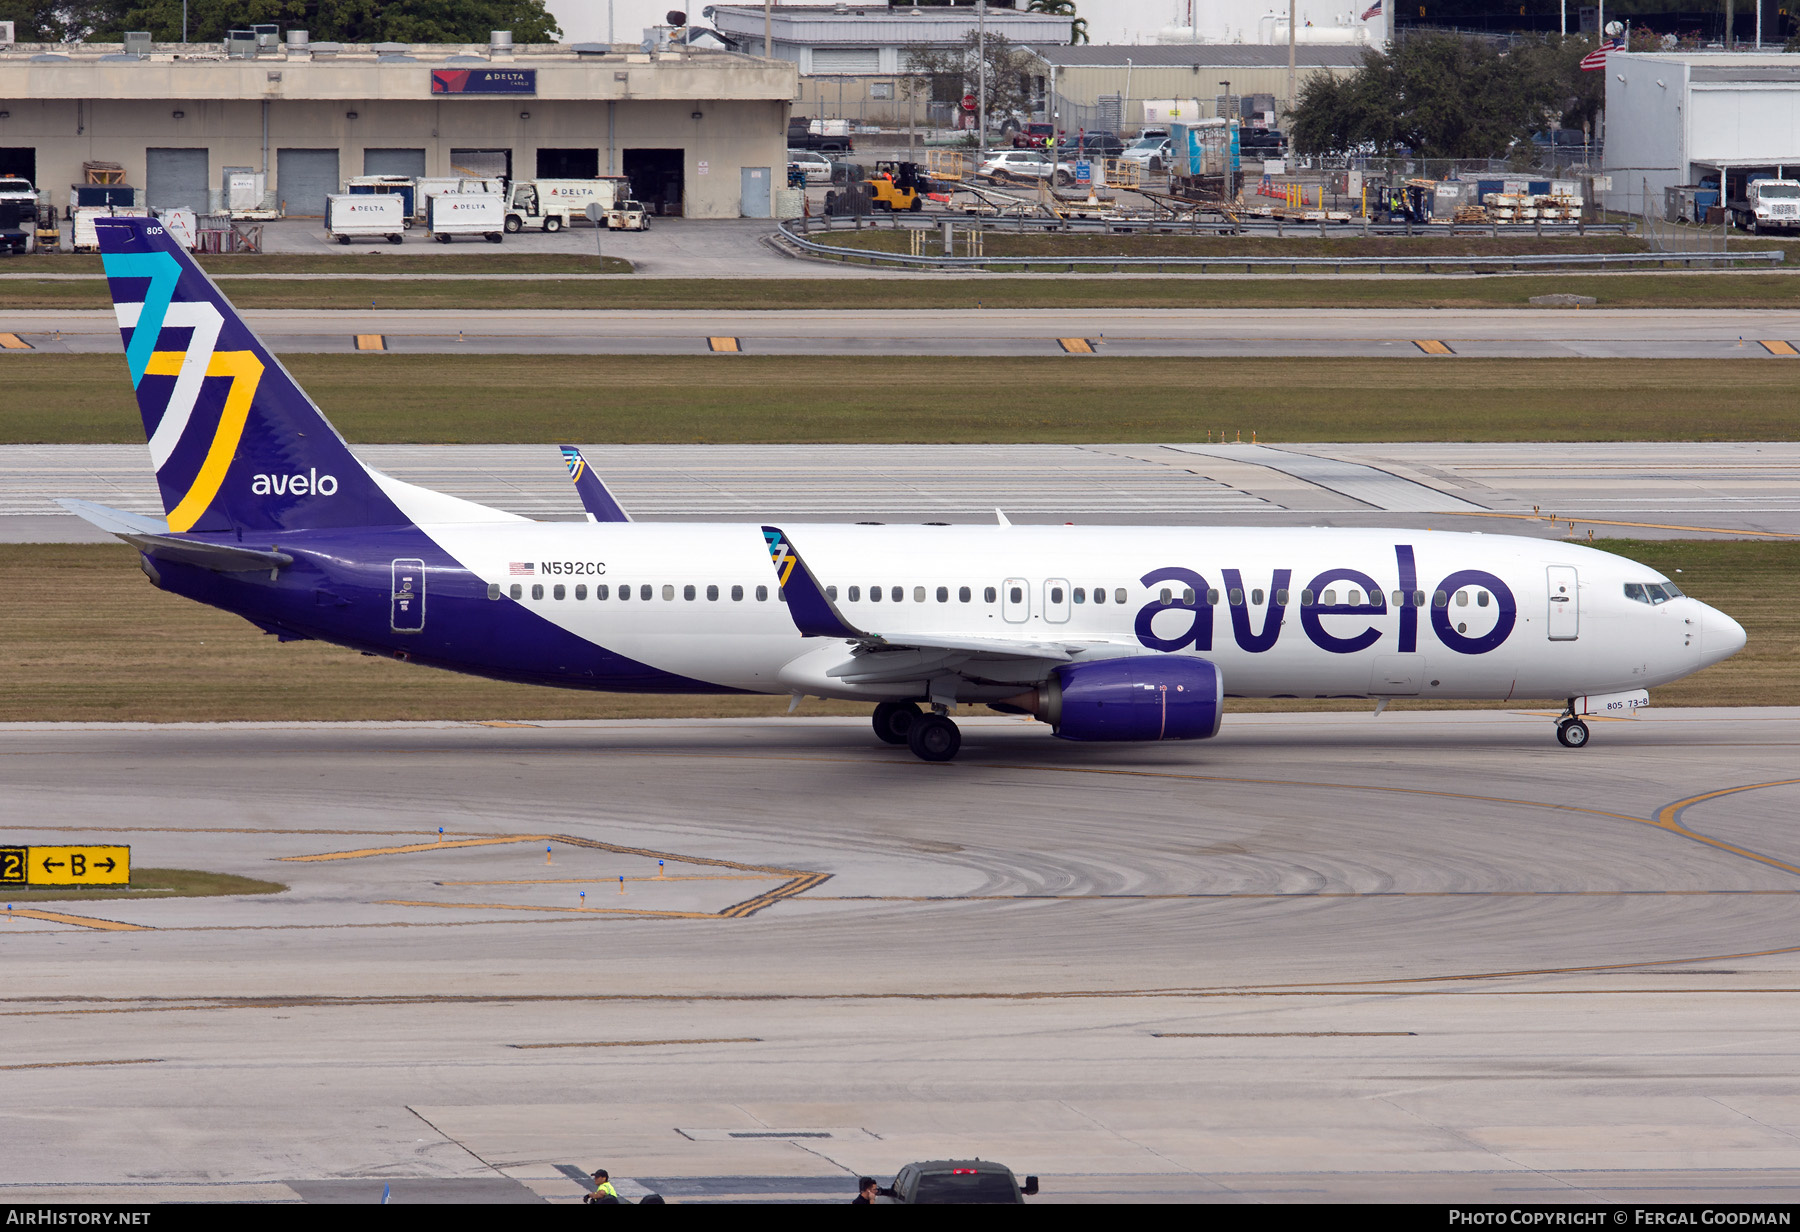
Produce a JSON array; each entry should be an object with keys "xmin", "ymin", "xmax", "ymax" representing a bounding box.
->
[{"xmin": 0, "ymin": 34, "xmax": 797, "ymax": 218}]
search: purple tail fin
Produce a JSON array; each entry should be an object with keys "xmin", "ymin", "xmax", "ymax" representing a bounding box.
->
[{"xmin": 96, "ymin": 215, "xmax": 407, "ymax": 534}]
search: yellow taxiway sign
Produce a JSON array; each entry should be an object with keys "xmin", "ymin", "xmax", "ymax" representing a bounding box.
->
[{"xmin": 1, "ymin": 846, "xmax": 130, "ymax": 886}]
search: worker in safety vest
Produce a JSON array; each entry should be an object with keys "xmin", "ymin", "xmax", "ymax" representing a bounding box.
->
[{"xmin": 586, "ymin": 1169, "xmax": 621, "ymax": 1203}]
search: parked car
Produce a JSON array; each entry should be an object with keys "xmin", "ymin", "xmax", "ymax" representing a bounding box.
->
[
  {"xmin": 980, "ymin": 150, "xmax": 1057, "ymax": 183},
  {"xmin": 1011, "ymin": 121, "xmax": 1058, "ymax": 149},
  {"xmin": 877, "ymin": 1161, "xmax": 1039, "ymax": 1205},
  {"xmin": 786, "ymin": 149, "xmax": 834, "ymax": 184},
  {"xmin": 1054, "ymin": 129, "xmax": 1124, "ymax": 159},
  {"xmin": 1119, "ymin": 136, "xmax": 1172, "ymax": 173}
]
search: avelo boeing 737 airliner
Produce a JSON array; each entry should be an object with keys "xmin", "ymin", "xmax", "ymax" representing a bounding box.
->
[{"xmin": 65, "ymin": 217, "xmax": 1745, "ymax": 761}]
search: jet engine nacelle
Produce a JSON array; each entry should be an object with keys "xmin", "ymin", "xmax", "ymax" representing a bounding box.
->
[{"xmin": 1027, "ymin": 657, "xmax": 1223, "ymax": 742}]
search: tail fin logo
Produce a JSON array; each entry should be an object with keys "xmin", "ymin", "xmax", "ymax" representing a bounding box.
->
[
  {"xmin": 763, "ymin": 529, "xmax": 797, "ymax": 587},
  {"xmin": 103, "ymin": 247, "xmax": 265, "ymax": 533},
  {"xmin": 560, "ymin": 445, "xmax": 586, "ymax": 483}
]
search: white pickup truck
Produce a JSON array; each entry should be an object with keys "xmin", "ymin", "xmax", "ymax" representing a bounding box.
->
[{"xmin": 1732, "ymin": 178, "xmax": 1800, "ymax": 234}]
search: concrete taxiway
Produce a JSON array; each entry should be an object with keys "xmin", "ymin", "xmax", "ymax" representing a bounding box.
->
[
  {"xmin": 7, "ymin": 307, "xmax": 1800, "ymax": 358},
  {"xmin": 7, "ymin": 441, "xmax": 1797, "ymax": 543},
  {"xmin": 4, "ymin": 710, "xmax": 1800, "ymax": 1203}
]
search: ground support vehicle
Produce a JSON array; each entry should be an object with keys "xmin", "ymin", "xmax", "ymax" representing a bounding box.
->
[
  {"xmin": 877, "ymin": 1161, "xmax": 1039, "ymax": 1204},
  {"xmin": 1731, "ymin": 178, "xmax": 1800, "ymax": 233},
  {"xmin": 1168, "ymin": 119, "xmax": 1242, "ymax": 203},
  {"xmin": 824, "ymin": 162, "xmax": 938, "ymax": 215},
  {"xmin": 1012, "ymin": 122, "xmax": 1057, "ymax": 149},
  {"xmin": 325, "ymin": 193, "xmax": 405, "ymax": 244},
  {"xmin": 426, "ymin": 192, "xmax": 505, "ymax": 243},
  {"xmin": 346, "ymin": 176, "xmax": 416, "ymax": 226},
  {"xmin": 600, "ymin": 199, "xmax": 650, "ymax": 230},
  {"xmin": 504, "ymin": 178, "xmax": 631, "ymax": 233},
  {"xmin": 413, "ymin": 177, "xmax": 503, "ymax": 220}
]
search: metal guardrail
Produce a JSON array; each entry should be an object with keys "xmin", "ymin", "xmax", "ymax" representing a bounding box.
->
[{"xmin": 777, "ymin": 220, "xmax": 1787, "ymax": 273}]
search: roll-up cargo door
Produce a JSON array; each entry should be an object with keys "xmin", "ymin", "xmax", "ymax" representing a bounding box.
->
[
  {"xmin": 275, "ymin": 148, "xmax": 340, "ymax": 217},
  {"xmin": 363, "ymin": 148, "xmax": 426, "ymax": 178},
  {"xmin": 145, "ymin": 148, "xmax": 209, "ymax": 215}
]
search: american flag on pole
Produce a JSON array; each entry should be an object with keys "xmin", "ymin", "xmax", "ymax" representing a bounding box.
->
[
  {"xmin": 1360, "ymin": 0, "xmax": 1382, "ymax": 19},
  {"xmin": 1580, "ymin": 35, "xmax": 1623, "ymax": 71},
  {"xmin": 509, "ymin": 561, "xmax": 535, "ymax": 576}
]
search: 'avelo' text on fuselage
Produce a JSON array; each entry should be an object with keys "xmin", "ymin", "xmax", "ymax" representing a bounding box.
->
[{"xmin": 1135, "ymin": 544, "xmax": 1514, "ymax": 657}]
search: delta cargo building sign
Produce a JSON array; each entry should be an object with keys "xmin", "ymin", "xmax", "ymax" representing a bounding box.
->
[{"xmin": 431, "ymin": 68, "xmax": 536, "ymax": 95}]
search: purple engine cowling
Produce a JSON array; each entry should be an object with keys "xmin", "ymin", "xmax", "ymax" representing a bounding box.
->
[{"xmin": 1046, "ymin": 657, "xmax": 1224, "ymax": 742}]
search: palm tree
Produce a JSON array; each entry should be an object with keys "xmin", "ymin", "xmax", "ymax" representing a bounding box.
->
[{"xmin": 1026, "ymin": 0, "xmax": 1089, "ymax": 45}]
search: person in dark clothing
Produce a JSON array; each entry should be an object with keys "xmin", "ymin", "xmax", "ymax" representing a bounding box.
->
[{"xmin": 852, "ymin": 1177, "xmax": 880, "ymax": 1204}]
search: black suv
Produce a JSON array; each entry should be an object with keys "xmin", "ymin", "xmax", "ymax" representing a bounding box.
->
[
  {"xmin": 1238, "ymin": 126, "xmax": 1287, "ymax": 157},
  {"xmin": 881, "ymin": 1160, "xmax": 1038, "ymax": 1204}
]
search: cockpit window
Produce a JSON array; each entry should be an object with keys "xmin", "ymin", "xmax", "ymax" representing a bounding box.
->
[{"xmin": 1625, "ymin": 581, "xmax": 1681, "ymax": 605}]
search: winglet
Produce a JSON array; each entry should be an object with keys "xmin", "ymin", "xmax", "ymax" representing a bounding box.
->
[
  {"xmin": 559, "ymin": 445, "xmax": 631, "ymax": 522},
  {"xmin": 761, "ymin": 525, "xmax": 867, "ymax": 639}
]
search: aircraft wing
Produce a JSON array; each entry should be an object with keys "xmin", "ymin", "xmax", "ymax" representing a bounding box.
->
[
  {"xmin": 58, "ymin": 498, "xmax": 294, "ymax": 573},
  {"xmin": 760, "ymin": 523, "xmax": 1144, "ymax": 680}
]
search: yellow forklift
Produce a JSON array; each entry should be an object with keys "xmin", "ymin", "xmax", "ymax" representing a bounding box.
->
[{"xmin": 865, "ymin": 160, "xmax": 931, "ymax": 212}]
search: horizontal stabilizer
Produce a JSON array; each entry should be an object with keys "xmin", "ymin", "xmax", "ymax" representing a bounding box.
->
[{"xmin": 57, "ymin": 498, "xmax": 292, "ymax": 573}]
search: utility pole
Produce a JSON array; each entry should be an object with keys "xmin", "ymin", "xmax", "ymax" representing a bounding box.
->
[
  {"xmin": 1287, "ymin": 0, "xmax": 1296, "ymax": 114},
  {"xmin": 977, "ymin": 0, "xmax": 987, "ymax": 155}
]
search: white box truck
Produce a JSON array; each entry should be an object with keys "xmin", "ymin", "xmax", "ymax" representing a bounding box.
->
[
  {"xmin": 427, "ymin": 192, "xmax": 505, "ymax": 243},
  {"xmin": 1732, "ymin": 178, "xmax": 1800, "ymax": 234},
  {"xmin": 325, "ymin": 193, "xmax": 405, "ymax": 244},
  {"xmin": 504, "ymin": 177, "xmax": 632, "ymax": 232}
]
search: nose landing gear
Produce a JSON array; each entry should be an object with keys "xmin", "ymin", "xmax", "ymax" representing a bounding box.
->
[{"xmin": 1555, "ymin": 708, "xmax": 1590, "ymax": 748}]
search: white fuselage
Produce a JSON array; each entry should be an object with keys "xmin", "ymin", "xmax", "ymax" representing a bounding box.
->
[{"xmin": 418, "ymin": 521, "xmax": 1744, "ymax": 704}]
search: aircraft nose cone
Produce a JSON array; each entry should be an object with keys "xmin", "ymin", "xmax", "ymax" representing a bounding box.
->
[{"xmin": 1700, "ymin": 603, "xmax": 1748, "ymax": 664}]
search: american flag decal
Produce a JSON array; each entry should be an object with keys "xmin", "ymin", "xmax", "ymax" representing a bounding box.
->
[{"xmin": 509, "ymin": 562, "xmax": 535, "ymax": 576}]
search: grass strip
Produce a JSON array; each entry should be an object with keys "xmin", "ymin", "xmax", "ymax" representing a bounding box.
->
[
  {"xmin": 0, "ymin": 541, "xmax": 1789, "ymax": 721},
  {"xmin": 4, "ymin": 355, "xmax": 1795, "ymax": 445},
  {"xmin": 0, "ymin": 868, "xmax": 287, "ymax": 903},
  {"xmin": 7, "ymin": 273, "xmax": 1800, "ymax": 311},
  {"xmin": 2, "ymin": 252, "xmax": 630, "ymax": 275}
]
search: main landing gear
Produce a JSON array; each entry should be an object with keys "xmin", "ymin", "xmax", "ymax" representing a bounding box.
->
[
  {"xmin": 1555, "ymin": 704, "xmax": 1590, "ymax": 749},
  {"xmin": 872, "ymin": 701, "xmax": 962, "ymax": 762}
]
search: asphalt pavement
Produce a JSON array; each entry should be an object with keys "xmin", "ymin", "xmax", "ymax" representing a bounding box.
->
[
  {"xmin": 5, "ymin": 710, "xmax": 1800, "ymax": 1202},
  {"xmin": 8, "ymin": 306, "xmax": 1800, "ymax": 358}
]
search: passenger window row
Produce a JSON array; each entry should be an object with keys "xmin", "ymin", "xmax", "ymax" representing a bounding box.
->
[
  {"xmin": 483, "ymin": 578, "xmax": 1501, "ymax": 613},
  {"xmin": 494, "ymin": 582, "xmax": 776, "ymax": 603}
]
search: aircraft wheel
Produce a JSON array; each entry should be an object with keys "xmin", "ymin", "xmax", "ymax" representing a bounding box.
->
[
  {"xmin": 907, "ymin": 713, "xmax": 961, "ymax": 763},
  {"xmin": 872, "ymin": 700, "xmax": 920, "ymax": 746},
  {"xmin": 1556, "ymin": 718, "xmax": 1590, "ymax": 748}
]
